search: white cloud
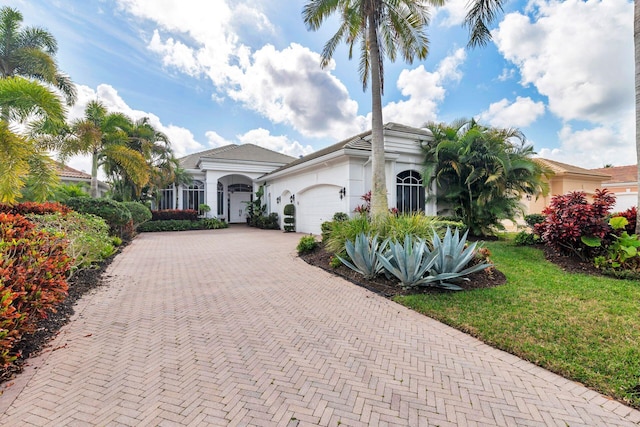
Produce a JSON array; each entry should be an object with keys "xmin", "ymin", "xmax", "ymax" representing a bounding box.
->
[
  {"xmin": 493, "ymin": 0, "xmax": 633, "ymax": 124},
  {"xmin": 381, "ymin": 49, "xmax": 466, "ymax": 126},
  {"xmin": 497, "ymin": 68, "xmax": 515, "ymax": 82},
  {"xmin": 227, "ymin": 43, "xmax": 365, "ymax": 140},
  {"xmin": 434, "ymin": 0, "xmax": 469, "ymax": 27},
  {"xmin": 205, "ymin": 128, "xmax": 314, "ymax": 158},
  {"xmin": 237, "ymin": 129, "xmax": 314, "ymax": 158},
  {"xmin": 478, "ymin": 96, "xmax": 545, "ymax": 128},
  {"xmin": 538, "ymin": 118, "xmax": 634, "ymax": 169}
]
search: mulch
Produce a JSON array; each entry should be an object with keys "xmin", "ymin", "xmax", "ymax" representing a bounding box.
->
[
  {"xmin": 0, "ymin": 243, "xmax": 125, "ymax": 386},
  {"xmin": 299, "ymin": 243, "xmax": 507, "ymax": 298}
]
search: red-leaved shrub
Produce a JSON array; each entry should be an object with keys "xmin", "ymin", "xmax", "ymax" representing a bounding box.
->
[
  {"xmin": 151, "ymin": 209, "xmax": 199, "ymax": 221},
  {"xmin": 0, "ymin": 202, "xmax": 71, "ymax": 216},
  {"xmin": 535, "ymin": 189, "xmax": 615, "ymax": 259},
  {"xmin": 0, "ymin": 213, "xmax": 71, "ymax": 366},
  {"xmin": 611, "ymin": 206, "xmax": 637, "ymax": 235}
]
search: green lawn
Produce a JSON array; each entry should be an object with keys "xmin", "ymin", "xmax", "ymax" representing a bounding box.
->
[{"xmin": 395, "ymin": 241, "xmax": 640, "ymax": 409}]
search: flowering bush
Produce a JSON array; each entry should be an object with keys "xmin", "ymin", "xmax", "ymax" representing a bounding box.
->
[
  {"xmin": 535, "ymin": 189, "xmax": 615, "ymax": 259},
  {"xmin": 0, "ymin": 213, "xmax": 71, "ymax": 366}
]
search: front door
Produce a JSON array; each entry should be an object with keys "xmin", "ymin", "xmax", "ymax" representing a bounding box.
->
[{"xmin": 229, "ymin": 192, "xmax": 252, "ymax": 223}]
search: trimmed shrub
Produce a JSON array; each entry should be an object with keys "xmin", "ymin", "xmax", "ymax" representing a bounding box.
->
[
  {"xmin": 254, "ymin": 213, "xmax": 279, "ymax": 230},
  {"xmin": 26, "ymin": 212, "xmax": 115, "ymax": 274},
  {"xmin": 297, "ymin": 235, "xmax": 318, "ymax": 254},
  {"xmin": 123, "ymin": 202, "xmax": 152, "ymax": 228},
  {"xmin": 0, "ymin": 213, "xmax": 71, "ymax": 366},
  {"xmin": 64, "ymin": 197, "xmax": 132, "ymax": 236},
  {"xmin": 333, "ymin": 212, "xmax": 349, "ymax": 222},
  {"xmin": 524, "ymin": 214, "xmax": 545, "ymax": 229},
  {"xmin": 138, "ymin": 218, "xmax": 228, "ymax": 232},
  {"xmin": 0, "ymin": 201, "xmax": 71, "ymax": 216},
  {"xmin": 514, "ymin": 231, "xmax": 539, "ymax": 246},
  {"xmin": 151, "ymin": 209, "xmax": 198, "ymax": 221}
]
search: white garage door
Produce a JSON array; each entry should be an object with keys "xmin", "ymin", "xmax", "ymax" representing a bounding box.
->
[{"xmin": 297, "ymin": 186, "xmax": 346, "ymax": 235}]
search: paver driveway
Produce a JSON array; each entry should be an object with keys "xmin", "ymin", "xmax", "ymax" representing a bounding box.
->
[{"xmin": 1, "ymin": 227, "xmax": 639, "ymax": 426}]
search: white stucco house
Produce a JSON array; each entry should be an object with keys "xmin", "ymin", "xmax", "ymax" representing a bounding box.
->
[{"xmin": 161, "ymin": 123, "xmax": 436, "ymax": 234}]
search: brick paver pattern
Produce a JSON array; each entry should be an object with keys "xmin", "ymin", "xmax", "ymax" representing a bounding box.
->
[{"xmin": 1, "ymin": 227, "xmax": 639, "ymax": 426}]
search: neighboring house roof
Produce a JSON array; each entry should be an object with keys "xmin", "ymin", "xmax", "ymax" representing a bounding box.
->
[
  {"xmin": 590, "ymin": 164, "xmax": 637, "ymax": 184},
  {"xmin": 264, "ymin": 122, "xmax": 432, "ymax": 176},
  {"xmin": 56, "ymin": 162, "xmax": 92, "ymax": 180},
  {"xmin": 179, "ymin": 143, "xmax": 296, "ymax": 169},
  {"xmin": 535, "ymin": 158, "xmax": 611, "ymax": 179},
  {"xmin": 55, "ymin": 161, "xmax": 109, "ymax": 190}
]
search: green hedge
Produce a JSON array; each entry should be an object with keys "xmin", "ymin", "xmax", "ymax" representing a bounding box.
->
[
  {"xmin": 137, "ymin": 218, "xmax": 228, "ymax": 232},
  {"xmin": 123, "ymin": 201, "xmax": 152, "ymax": 228},
  {"xmin": 64, "ymin": 197, "xmax": 131, "ymax": 231}
]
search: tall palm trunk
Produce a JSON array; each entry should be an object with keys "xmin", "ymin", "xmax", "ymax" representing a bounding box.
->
[
  {"xmin": 635, "ymin": 0, "xmax": 640, "ymax": 234},
  {"xmin": 90, "ymin": 149, "xmax": 99, "ymax": 198},
  {"xmin": 368, "ymin": 13, "xmax": 388, "ymax": 221}
]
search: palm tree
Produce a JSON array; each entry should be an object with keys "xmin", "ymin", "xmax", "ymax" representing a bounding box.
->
[
  {"xmin": 0, "ymin": 6, "xmax": 76, "ymax": 105},
  {"xmin": 60, "ymin": 100, "xmax": 149, "ymax": 198},
  {"xmin": 0, "ymin": 76, "xmax": 65, "ymax": 203},
  {"xmin": 423, "ymin": 119, "xmax": 550, "ymax": 236},
  {"xmin": 303, "ymin": 0, "xmax": 440, "ymax": 221},
  {"xmin": 107, "ymin": 117, "xmax": 178, "ymax": 201},
  {"xmin": 464, "ymin": 1, "xmax": 640, "ymax": 234}
]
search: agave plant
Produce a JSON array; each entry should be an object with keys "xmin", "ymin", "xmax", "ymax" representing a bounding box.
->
[
  {"xmin": 428, "ymin": 227, "xmax": 493, "ymax": 290},
  {"xmin": 377, "ymin": 235, "xmax": 439, "ymax": 288},
  {"xmin": 337, "ymin": 233, "xmax": 387, "ymax": 279}
]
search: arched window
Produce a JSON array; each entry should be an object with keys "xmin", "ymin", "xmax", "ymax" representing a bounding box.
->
[
  {"xmin": 217, "ymin": 182, "xmax": 224, "ymax": 216},
  {"xmin": 396, "ymin": 170, "xmax": 425, "ymax": 213},
  {"xmin": 228, "ymin": 183, "xmax": 252, "ymax": 193},
  {"xmin": 183, "ymin": 180, "xmax": 205, "ymax": 211}
]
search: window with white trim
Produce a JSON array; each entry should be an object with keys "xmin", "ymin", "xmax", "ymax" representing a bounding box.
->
[{"xmin": 396, "ymin": 170, "xmax": 425, "ymax": 213}]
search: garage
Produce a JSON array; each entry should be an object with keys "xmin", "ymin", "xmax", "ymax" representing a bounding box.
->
[{"xmin": 296, "ymin": 185, "xmax": 347, "ymax": 235}]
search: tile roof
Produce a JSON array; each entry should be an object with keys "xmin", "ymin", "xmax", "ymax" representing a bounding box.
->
[
  {"xmin": 535, "ymin": 158, "xmax": 611, "ymax": 179},
  {"xmin": 56, "ymin": 162, "xmax": 92, "ymax": 180},
  {"xmin": 590, "ymin": 164, "xmax": 637, "ymax": 183},
  {"xmin": 179, "ymin": 144, "xmax": 296, "ymax": 169},
  {"xmin": 263, "ymin": 123, "xmax": 432, "ymax": 176}
]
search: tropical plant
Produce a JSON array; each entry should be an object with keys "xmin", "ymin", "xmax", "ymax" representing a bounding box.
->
[
  {"xmin": 463, "ymin": 0, "xmax": 640, "ymax": 236},
  {"xmin": 535, "ymin": 189, "xmax": 615, "ymax": 260},
  {"xmin": 0, "ymin": 77, "xmax": 66, "ymax": 203},
  {"xmin": 377, "ymin": 234, "xmax": 438, "ymax": 288},
  {"xmin": 0, "ymin": 6, "xmax": 76, "ymax": 105},
  {"xmin": 26, "ymin": 211, "xmax": 115, "ymax": 274},
  {"xmin": 59, "ymin": 101, "xmax": 148, "ymax": 198},
  {"xmin": 337, "ymin": 233, "xmax": 387, "ymax": 279},
  {"xmin": 428, "ymin": 227, "xmax": 492, "ymax": 288},
  {"xmin": 423, "ymin": 119, "xmax": 551, "ymax": 236},
  {"xmin": 108, "ymin": 117, "xmax": 178, "ymax": 202},
  {"xmin": 303, "ymin": 0, "xmax": 438, "ymax": 220}
]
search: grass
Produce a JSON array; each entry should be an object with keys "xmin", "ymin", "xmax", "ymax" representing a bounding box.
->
[{"xmin": 395, "ymin": 241, "xmax": 640, "ymax": 409}]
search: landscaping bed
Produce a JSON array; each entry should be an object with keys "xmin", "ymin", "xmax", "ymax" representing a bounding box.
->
[
  {"xmin": 0, "ymin": 245, "xmax": 121, "ymax": 386},
  {"xmin": 300, "ymin": 242, "xmax": 507, "ymax": 297}
]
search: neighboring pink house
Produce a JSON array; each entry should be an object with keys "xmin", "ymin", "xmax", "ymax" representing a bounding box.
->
[{"xmin": 590, "ymin": 164, "xmax": 638, "ymax": 212}]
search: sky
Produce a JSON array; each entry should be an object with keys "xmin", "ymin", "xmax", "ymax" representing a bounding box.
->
[{"xmin": 9, "ymin": 0, "xmax": 635, "ymax": 174}]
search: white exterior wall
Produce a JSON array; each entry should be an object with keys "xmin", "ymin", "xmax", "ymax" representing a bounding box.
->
[{"xmin": 261, "ymin": 137, "xmax": 435, "ymax": 235}]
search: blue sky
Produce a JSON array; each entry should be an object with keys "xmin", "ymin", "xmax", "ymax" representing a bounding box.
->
[{"xmin": 12, "ymin": 0, "xmax": 635, "ymax": 172}]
